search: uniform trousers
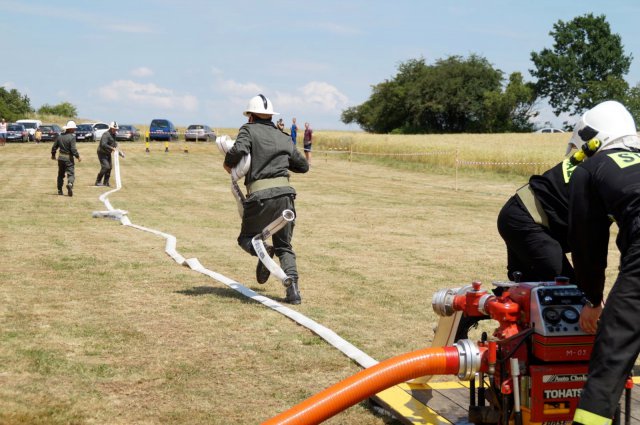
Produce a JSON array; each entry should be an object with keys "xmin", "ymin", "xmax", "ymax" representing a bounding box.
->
[
  {"xmin": 237, "ymin": 194, "xmax": 298, "ymax": 279},
  {"xmin": 57, "ymin": 158, "xmax": 75, "ymax": 190},
  {"xmin": 497, "ymin": 196, "xmax": 575, "ymax": 282},
  {"xmin": 576, "ymin": 237, "xmax": 640, "ymax": 421}
]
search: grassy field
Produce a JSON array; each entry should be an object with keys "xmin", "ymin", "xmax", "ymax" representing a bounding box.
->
[{"xmin": 0, "ymin": 134, "xmax": 621, "ymax": 424}]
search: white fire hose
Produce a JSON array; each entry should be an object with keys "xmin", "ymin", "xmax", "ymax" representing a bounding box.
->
[
  {"xmin": 91, "ymin": 143, "xmax": 379, "ymax": 370},
  {"xmin": 251, "ymin": 210, "xmax": 296, "ymax": 287},
  {"xmin": 216, "ymin": 135, "xmax": 250, "ymax": 218}
]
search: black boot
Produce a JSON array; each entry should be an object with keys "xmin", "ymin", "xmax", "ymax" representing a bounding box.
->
[
  {"xmin": 255, "ymin": 245, "xmax": 275, "ymax": 284},
  {"xmin": 66, "ymin": 183, "xmax": 73, "ymax": 197},
  {"xmin": 57, "ymin": 189, "xmax": 63, "ymax": 195},
  {"xmin": 285, "ymin": 279, "xmax": 301, "ymax": 305}
]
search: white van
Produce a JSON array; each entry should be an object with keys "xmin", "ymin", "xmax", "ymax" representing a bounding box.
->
[{"xmin": 15, "ymin": 119, "xmax": 42, "ymax": 141}]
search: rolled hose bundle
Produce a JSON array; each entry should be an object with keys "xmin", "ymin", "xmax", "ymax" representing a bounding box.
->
[{"xmin": 216, "ymin": 135, "xmax": 250, "ymax": 181}]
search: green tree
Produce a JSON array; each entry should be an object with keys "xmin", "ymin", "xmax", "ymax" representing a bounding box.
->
[
  {"xmin": 342, "ymin": 55, "xmax": 537, "ymax": 133},
  {"xmin": 37, "ymin": 102, "xmax": 78, "ymax": 117},
  {"xmin": 530, "ymin": 13, "xmax": 632, "ymax": 117},
  {"xmin": 0, "ymin": 87, "xmax": 33, "ymax": 121}
]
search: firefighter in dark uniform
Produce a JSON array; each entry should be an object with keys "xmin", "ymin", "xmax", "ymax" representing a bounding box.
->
[
  {"xmin": 51, "ymin": 120, "xmax": 81, "ymax": 196},
  {"xmin": 95, "ymin": 122, "xmax": 119, "ymax": 187},
  {"xmin": 223, "ymin": 94, "xmax": 309, "ymax": 304},
  {"xmin": 497, "ymin": 159, "xmax": 578, "ymax": 284},
  {"xmin": 455, "ymin": 146, "xmax": 596, "ymax": 340},
  {"xmin": 567, "ymin": 101, "xmax": 640, "ymax": 425}
]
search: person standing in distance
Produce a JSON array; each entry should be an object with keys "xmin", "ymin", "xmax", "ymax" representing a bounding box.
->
[
  {"xmin": 0, "ymin": 118, "xmax": 7, "ymax": 147},
  {"xmin": 303, "ymin": 122, "xmax": 313, "ymax": 164},
  {"xmin": 290, "ymin": 117, "xmax": 298, "ymax": 146},
  {"xmin": 223, "ymin": 94, "xmax": 309, "ymax": 304},
  {"xmin": 51, "ymin": 120, "xmax": 81, "ymax": 196},
  {"xmin": 95, "ymin": 122, "xmax": 119, "ymax": 187},
  {"xmin": 567, "ymin": 101, "xmax": 640, "ymax": 425}
]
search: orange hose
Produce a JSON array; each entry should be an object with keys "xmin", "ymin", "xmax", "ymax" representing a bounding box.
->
[{"xmin": 261, "ymin": 346, "xmax": 461, "ymax": 425}]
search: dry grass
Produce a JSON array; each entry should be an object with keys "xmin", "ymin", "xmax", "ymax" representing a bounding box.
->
[{"xmin": 0, "ymin": 134, "xmax": 620, "ymax": 424}]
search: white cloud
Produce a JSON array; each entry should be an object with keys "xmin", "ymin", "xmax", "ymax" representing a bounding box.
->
[
  {"xmin": 1, "ymin": 81, "xmax": 15, "ymax": 89},
  {"xmin": 131, "ymin": 67, "xmax": 154, "ymax": 77},
  {"xmin": 96, "ymin": 80, "xmax": 198, "ymax": 111},
  {"xmin": 275, "ymin": 82, "xmax": 348, "ymax": 112},
  {"xmin": 216, "ymin": 79, "xmax": 264, "ymax": 97}
]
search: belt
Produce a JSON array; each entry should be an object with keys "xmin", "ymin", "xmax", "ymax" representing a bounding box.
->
[
  {"xmin": 516, "ymin": 184, "xmax": 549, "ymax": 228},
  {"xmin": 247, "ymin": 176, "xmax": 290, "ymax": 194}
]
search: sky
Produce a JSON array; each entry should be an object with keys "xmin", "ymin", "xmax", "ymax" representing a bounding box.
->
[{"xmin": 2, "ymin": 0, "xmax": 640, "ymax": 131}]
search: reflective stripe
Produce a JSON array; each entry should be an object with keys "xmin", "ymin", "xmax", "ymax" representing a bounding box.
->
[
  {"xmin": 247, "ymin": 176, "xmax": 290, "ymax": 194},
  {"xmin": 574, "ymin": 408, "xmax": 612, "ymax": 425},
  {"xmin": 515, "ymin": 184, "xmax": 549, "ymax": 228}
]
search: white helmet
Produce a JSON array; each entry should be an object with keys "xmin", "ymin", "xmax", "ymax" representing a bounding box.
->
[
  {"xmin": 567, "ymin": 100, "xmax": 639, "ymax": 155},
  {"xmin": 65, "ymin": 120, "xmax": 77, "ymax": 130},
  {"xmin": 243, "ymin": 94, "xmax": 279, "ymax": 117},
  {"xmin": 109, "ymin": 121, "xmax": 119, "ymax": 129}
]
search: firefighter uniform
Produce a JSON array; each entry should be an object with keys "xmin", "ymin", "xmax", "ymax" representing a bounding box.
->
[
  {"xmin": 96, "ymin": 129, "xmax": 118, "ymax": 186},
  {"xmin": 497, "ymin": 159, "xmax": 577, "ymax": 283},
  {"xmin": 51, "ymin": 130, "xmax": 81, "ymax": 196},
  {"xmin": 570, "ymin": 147, "xmax": 640, "ymax": 423},
  {"xmin": 224, "ymin": 117, "xmax": 309, "ymax": 303}
]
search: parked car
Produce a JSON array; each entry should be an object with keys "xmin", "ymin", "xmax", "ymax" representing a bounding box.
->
[
  {"xmin": 534, "ymin": 127, "xmax": 565, "ymax": 133},
  {"xmin": 6, "ymin": 123, "xmax": 29, "ymax": 142},
  {"xmin": 82, "ymin": 122, "xmax": 110, "ymax": 140},
  {"xmin": 184, "ymin": 124, "xmax": 216, "ymax": 141},
  {"xmin": 75, "ymin": 123, "xmax": 95, "ymax": 142},
  {"xmin": 39, "ymin": 124, "xmax": 63, "ymax": 142},
  {"xmin": 15, "ymin": 119, "xmax": 42, "ymax": 141},
  {"xmin": 116, "ymin": 124, "xmax": 141, "ymax": 141},
  {"xmin": 149, "ymin": 118, "xmax": 178, "ymax": 141}
]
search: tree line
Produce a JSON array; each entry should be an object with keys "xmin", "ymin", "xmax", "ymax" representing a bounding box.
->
[
  {"xmin": 0, "ymin": 87, "xmax": 77, "ymax": 122},
  {"xmin": 342, "ymin": 13, "xmax": 639, "ymax": 134}
]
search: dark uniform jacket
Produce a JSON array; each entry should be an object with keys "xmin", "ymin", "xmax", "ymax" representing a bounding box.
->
[
  {"xmin": 569, "ymin": 148, "xmax": 640, "ymax": 305},
  {"xmin": 51, "ymin": 133, "xmax": 80, "ymax": 160},
  {"xmin": 523, "ymin": 159, "xmax": 576, "ymax": 251},
  {"xmin": 224, "ymin": 119, "xmax": 309, "ymax": 200},
  {"xmin": 98, "ymin": 131, "xmax": 118, "ymax": 155}
]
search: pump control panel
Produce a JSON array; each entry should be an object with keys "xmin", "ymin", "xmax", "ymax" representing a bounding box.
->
[{"xmin": 529, "ymin": 285, "xmax": 587, "ymax": 336}]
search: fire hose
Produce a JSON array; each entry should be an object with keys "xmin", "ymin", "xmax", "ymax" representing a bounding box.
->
[{"xmin": 262, "ymin": 341, "xmax": 484, "ymax": 425}]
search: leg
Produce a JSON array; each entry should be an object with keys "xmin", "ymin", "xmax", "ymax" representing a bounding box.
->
[
  {"xmin": 103, "ymin": 156, "xmax": 113, "ymax": 185},
  {"xmin": 575, "ymin": 242, "xmax": 640, "ymax": 421},
  {"xmin": 57, "ymin": 161, "xmax": 65, "ymax": 192},
  {"xmin": 66, "ymin": 162, "xmax": 75, "ymax": 196},
  {"xmin": 497, "ymin": 197, "xmax": 571, "ymax": 282}
]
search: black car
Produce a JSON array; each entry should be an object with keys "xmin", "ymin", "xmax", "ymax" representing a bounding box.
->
[
  {"xmin": 116, "ymin": 124, "xmax": 141, "ymax": 141},
  {"xmin": 39, "ymin": 124, "xmax": 63, "ymax": 142},
  {"xmin": 6, "ymin": 124, "xmax": 29, "ymax": 142},
  {"xmin": 75, "ymin": 124, "xmax": 95, "ymax": 142}
]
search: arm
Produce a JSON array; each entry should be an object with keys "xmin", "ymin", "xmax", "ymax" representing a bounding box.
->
[
  {"xmin": 51, "ymin": 137, "xmax": 59, "ymax": 159},
  {"xmin": 289, "ymin": 147, "xmax": 309, "ymax": 173},
  {"xmin": 223, "ymin": 126, "xmax": 251, "ymax": 169},
  {"xmin": 70, "ymin": 137, "xmax": 81, "ymax": 161},
  {"xmin": 568, "ymin": 166, "xmax": 610, "ymax": 305}
]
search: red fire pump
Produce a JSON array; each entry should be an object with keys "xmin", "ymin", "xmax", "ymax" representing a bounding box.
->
[{"xmin": 432, "ymin": 278, "xmax": 633, "ymax": 425}]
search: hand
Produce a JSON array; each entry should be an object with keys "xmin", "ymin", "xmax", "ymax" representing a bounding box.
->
[
  {"xmin": 579, "ymin": 303, "xmax": 603, "ymax": 334},
  {"xmin": 51, "ymin": 156, "xmax": 56, "ymax": 160},
  {"xmin": 223, "ymin": 164, "xmax": 232, "ymax": 174},
  {"xmin": 78, "ymin": 157, "xmax": 82, "ymax": 162}
]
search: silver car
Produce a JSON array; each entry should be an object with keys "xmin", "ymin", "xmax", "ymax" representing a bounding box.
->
[{"xmin": 185, "ymin": 124, "xmax": 216, "ymax": 141}]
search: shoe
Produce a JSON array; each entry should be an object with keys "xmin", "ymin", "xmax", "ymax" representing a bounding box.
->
[
  {"xmin": 256, "ymin": 245, "xmax": 275, "ymax": 284},
  {"xmin": 66, "ymin": 183, "xmax": 73, "ymax": 197},
  {"xmin": 95, "ymin": 182, "xmax": 104, "ymax": 187},
  {"xmin": 104, "ymin": 182, "xmax": 110, "ymax": 187},
  {"xmin": 285, "ymin": 279, "xmax": 302, "ymax": 305},
  {"xmin": 57, "ymin": 190, "xmax": 63, "ymax": 196}
]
